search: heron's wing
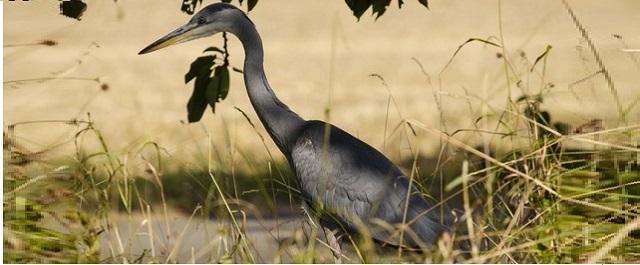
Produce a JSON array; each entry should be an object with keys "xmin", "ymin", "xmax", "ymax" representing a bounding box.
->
[{"xmin": 291, "ymin": 120, "xmax": 447, "ymax": 246}]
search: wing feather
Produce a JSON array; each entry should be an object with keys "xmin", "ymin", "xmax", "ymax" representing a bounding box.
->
[{"xmin": 291, "ymin": 120, "xmax": 447, "ymax": 246}]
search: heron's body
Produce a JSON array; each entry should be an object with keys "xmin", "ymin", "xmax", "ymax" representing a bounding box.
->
[
  {"xmin": 291, "ymin": 120, "xmax": 447, "ymax": 246},
  {"xmin": 140, "ymin": 3, "xmax": 448, "ymax": 247}
]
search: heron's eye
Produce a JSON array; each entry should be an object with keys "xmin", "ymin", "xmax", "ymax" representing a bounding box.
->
[{"xmin": 197, "ymin": 16, "xmax": 207, "ymax": 25}]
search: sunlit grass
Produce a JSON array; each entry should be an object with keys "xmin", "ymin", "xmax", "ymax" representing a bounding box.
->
[
  {"xmin": 4, "ymin": 1, "xmax": 640, "ymax": 263},
  {"xmin": 4, "ymin": 83, "xmax": 638, "ymax": 263}
]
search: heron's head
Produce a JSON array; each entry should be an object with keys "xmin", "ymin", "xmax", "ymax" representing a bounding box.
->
[{"xmin": 139, "ymin": 3, "xmax": 248, "ymax": 54}]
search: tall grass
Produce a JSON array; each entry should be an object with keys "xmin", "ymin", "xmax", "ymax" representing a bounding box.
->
[{"xmin": 4, "ymin": 1, "xmax": 640, "ymax": 263}]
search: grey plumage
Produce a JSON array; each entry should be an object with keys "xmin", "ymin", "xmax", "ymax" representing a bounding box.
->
[
  {"xmin": 140, "ymin": 3, "xmax": 448, "ymax": 247},
  {"xmin": 292, "ymin": 120, "xmax": 448, "ymax": 246}
]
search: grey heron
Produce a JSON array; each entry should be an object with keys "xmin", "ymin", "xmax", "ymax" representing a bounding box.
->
[{"xmin": 139, "ymin": 3, "xmax": 449, "ymax": 249}]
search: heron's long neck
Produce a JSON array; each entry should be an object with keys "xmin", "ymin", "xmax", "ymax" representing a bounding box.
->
[{"xmin": 232, "ymin": 19, "xmax": 305, "ymax": 155}]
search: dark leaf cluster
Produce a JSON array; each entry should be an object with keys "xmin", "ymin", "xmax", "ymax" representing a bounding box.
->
[
  {"xmin": 181, "ymin": 0, "xmax": 203, "ymax": 15},
  {"xmin": 345, "ymin": 0, "xmax": 428, "ymax": 20},
  {"xmin": 176, "ymin": 0, "xmax": 429, "ymax": 122},
  {"xmin": 59, "ymin": 0, "xmax": 87, "ymax": 20},
  {"xmin": 184, "ymin": 47, "xmax": 231, "ymax": 122},
  {"xmin": 182, "ymin": 0, "xmax": 259, "ymax": 15}
]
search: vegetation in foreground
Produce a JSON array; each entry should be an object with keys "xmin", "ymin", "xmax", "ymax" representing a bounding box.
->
[
  {"xmin": 4, "ymin": 76, "xmax": 639, "ymax": 263},
  {"xmin": 4, "ymin": 1, "xmax": 640, "ymax": 263}
]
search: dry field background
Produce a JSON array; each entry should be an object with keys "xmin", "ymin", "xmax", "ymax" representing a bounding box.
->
[
  {"xmin": 5, "ymin": 0, "xmax": 640, "ymax": 263},
  {"xmin": 5, "ymin": 0, "xmax": 639, "ymax": 166}
]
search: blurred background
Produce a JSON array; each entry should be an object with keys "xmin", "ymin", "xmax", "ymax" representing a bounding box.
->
[
  {"xmin": 4, "ymin": 0, "xmax": 640, "ymax": 263},
  {"xmin": 5, "ymin": 0, "xmax": 639, "ymax": 162}
]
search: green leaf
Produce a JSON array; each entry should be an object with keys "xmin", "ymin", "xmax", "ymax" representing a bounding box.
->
[
  {"xmin": 345, "ymin": 0, "xmax": 371, "ymax": 20},
  {"xmin": 445, "ymin": 175, "xmax": 464, "ymax": 191},
  {"xmin": 181, "ymin": 0, "xmax": 202, "ymax": 15},
  {"xmin": 203, "ymin": 66, "xmax": 231, "ymax": 113},
  {"xmin": 59, "ymin": 0, "xmax": 87, "ymax": 20},
  {"xmin": 184, "ymin": 55, "xmax": 215, "ymax": 84},
  {"xmin": 216, "ymin": 66, "xmax": 231, "ymax": 100},
  {"xmin": 247, "ymin": 0, "xmax": 258, "ymax": 11},
  {"xmin": 372, "ymin": 0, "xmax": 392, "ymax": 19},
  {"xmin": 185, "ymin": 55, "xmax": 215, "ymax": 122},
  {"xmin": 187, "ymin": 77, "xmax": 209, "ymax": 122},
  {"xmin": 205, "ymin": 75, "xmax": 220, "ymax": 112},
  {"xmin": 417, "ymin": 0, "xmax": 429, "ymax": 9}
]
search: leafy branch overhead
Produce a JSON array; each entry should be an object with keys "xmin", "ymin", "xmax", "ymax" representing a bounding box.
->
[
  {"xmin": 346, "ymin": 0, "xmax": 429, "ymax": 19},
  {"xmin": 181, "ymin": 0, "xmax": 428, "ymax": 19},
  {"xmin": 181, "ymin": 0, "xmax": 259, "ymax": 14},
  {"xmin": 179, "ymin": 0, "xmax": 430, "ymax": 123},
  {"xmin": 57, "ymin": 0, "xmax": 429, "ymax": 22}
]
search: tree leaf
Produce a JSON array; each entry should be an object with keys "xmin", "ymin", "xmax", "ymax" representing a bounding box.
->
[
  {"xmin": 181, "ymin": 0, "xmax": 202, "ymax": 15},
  {"xmin": 417, "ymin": 0, "xmax": 429, "ymax": 9},
  {"xmin": 247, "ymin": 0, "xmax": 258, "ymax": 11},
  {"xmin": 202, "ymin": 66, "xmax": 231, "ymax": 113},
  {"xmin": 216, "ymin": 66, "xmax": 231, "ymax": 100},
  {"xmin": 345, "ymin": 0, "xmax": 371, "ymax": 20},
  {"xmin": 205, "ymin": 75, "xmax": 220, "ymax": 113},
  {"xmin": 371, "ymin": 0, "xmax": 391, "ymax": 19},
  {"xmin": 186, "ymin": 75, "xmax": 210, "ymax": 122},
  {"xmin": 184, "ymin": 55, "xmax": 215, "ymax": 84},
  {"xmin": 185, "ymin": 54, "xmax": 215, "ymax": 122},
  {"xmin": 59, "ymin": 0, "xmax": 87, "ymax": 20}
]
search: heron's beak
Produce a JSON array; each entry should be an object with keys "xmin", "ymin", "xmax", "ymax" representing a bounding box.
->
[{"xmin": 139, "ymin": 23, "xmax": 199, "ymax": 54}]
